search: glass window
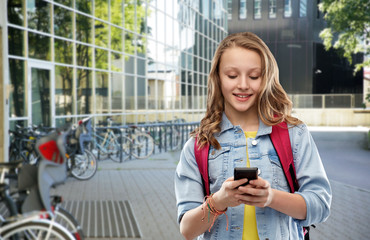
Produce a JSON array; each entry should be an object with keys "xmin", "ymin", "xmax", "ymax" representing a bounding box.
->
[
  {"xmin": 125, "ymin": 75, "xmax": 135, "ymax": 110},
  {"xmin": 254, "ymin": 0, "xmax": 261, "ymax": 19},
  {"xmin": 54, "ymin": 0, "xmax": 73, "ymax": 7},
  {"xmin": 8, "ymin": 0, "xmax": 24, "ymax": 26},
  {"xmin": 77, "ymin": 69, "xmax": 93, "ymax": 114},
  {"xmin": 9, "ymin": 59, "xmax": 26, "ymax": 118},
  {"xmin": 76, "ymin": 0, "xmax": 92, "ymax": 14},
  {"xmin": 284, "ymin": 0, "xmax": 292, "ymax": 18},
  {"xmin": 112, "ymin": 73, "xmax": 123, "ymax": 110},
  {"xmin": 125, "ymin": 31, "xmax": 135, "ymax": 56},
  {"xmin": 137, "ymin": 77, "xmax": 146, "ymax": 109},
  {"xmin": 27, "ymin": 0, "xmax": 51, "ymax": 33},
  {"xmin": 95, "ymin": 72, "xmax": 109, "ymax": 114},
  {"xmin": 227, "ymin": 0, "xmax": 232, "ymax": 20},
  {"xmin": 76, "ymin": 13, "xmax": 92, "ymax": 44},
  {"xmin": 55, "ymin": 66, "xmax": 73, "ymax": 116},
  {"xmin": 111, "ymin": 26, "xmax": 123, "ymax": 52},
  {"xmin": 54, "ymin": 5, "xmax": 72, "ymax": 39},
  {"xmin": 55, "ymin": 118, "xmax": 73, "ymax": 128},
  {"xmin": 239, "ymin": 0, "xmax": 247, "ymax": 19},
  {"xmin": 300, "ymin": 0, "xmax": 307, "ymax": 17},
  {"xmin": 8, "ymin": 27, "xmax": 24, "ymax": 57},
  {"xmin": 110, "ymin": 0, "xmax": 123, "ymax": 26},
  {"xmin": 95, "ymin": 48, "xmax": 109, "ymax": 70},
  {"xmin": 95, "ymin": 20, "xmax": 109, "ymax": 48},
  {"xmin": 76, "ymin": 43, "xmax": 92, "ymax": 67},
  {"xmin": 54, "ymin": 39, "xmax": 73, "ymax": 64},
  {"xmin": 31, "ymin": 67, "xmax": 51, "ymax": 127},
  {"xmin": 95, "ymin": 0, "xmax": 108, "ymax": 21},
  {"xmin": 269, "ymin": 0, "xmax": 276, "ymax": 18},
  {"xmin": 111, "ymin": 53, "xmax": 124, "ymax": 72},
  {"xmin": 28, "ymin": 32, "xmax": 51, "ymax": 61}
]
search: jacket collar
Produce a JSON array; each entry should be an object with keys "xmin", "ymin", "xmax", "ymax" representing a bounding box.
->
[{"xmin": 219, "ymin": 112, "xmax": 273, "ymax": 137}]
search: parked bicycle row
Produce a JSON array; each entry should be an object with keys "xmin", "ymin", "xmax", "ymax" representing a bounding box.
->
[
  {"xmin": 3, "ymin": 117, "xmax": 199, "ymax": 238},
  {"xmin": 92, "ymin": 118, "xmax": 199, "ymax": 162},
  {"xmin": 1, "ymin": 126, "xmax": 84, "ymax": 239},
  {"xmin": 8, "ymin": 117, "xmax": 200, "ymax": 166},
  {"xmin": 9, "ymin": 117, "xmax": 98, "ymax": 181}
]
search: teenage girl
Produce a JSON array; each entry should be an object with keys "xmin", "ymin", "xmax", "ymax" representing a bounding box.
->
[{"xmin": 175, "ymin": 32, "xmax": 331, "ymax": 240}]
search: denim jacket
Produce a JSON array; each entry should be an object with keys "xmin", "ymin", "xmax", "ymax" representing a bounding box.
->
[{"xmin": 175, "ymin": 114, "xmax": 332, "ymax": 240}]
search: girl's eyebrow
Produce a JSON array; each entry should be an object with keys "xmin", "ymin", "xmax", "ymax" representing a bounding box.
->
[{"xmin": 222, "ymin": 66, "xmax": 262, "ymax": 72}]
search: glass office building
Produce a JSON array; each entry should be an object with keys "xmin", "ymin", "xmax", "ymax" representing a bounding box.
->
[
  {"xmin": 5, "ymin": 0, "xmax": 228, "ymax": 128},
  {"xmin": 227, "ymin": 0, "xmax": 363, "ymax": 95}
]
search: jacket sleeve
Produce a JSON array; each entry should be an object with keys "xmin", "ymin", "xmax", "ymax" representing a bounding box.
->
[
  {"xmin": 174, "ymin": 137, "xmax": 205, "ymax": 223},
  {"xmin": 290, "ymin": 124, "xmax": 332, "ymax": 226}
]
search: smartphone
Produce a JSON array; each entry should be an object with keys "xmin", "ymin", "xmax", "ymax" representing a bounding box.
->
[{"xmin": 234, "ymin": 167, "xmax": 258, "ymax": 186}]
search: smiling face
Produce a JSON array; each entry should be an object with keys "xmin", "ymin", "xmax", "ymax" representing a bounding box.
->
[{"xmin": 219, "ymin": 47, "xmax": 262, "ymax": 121}]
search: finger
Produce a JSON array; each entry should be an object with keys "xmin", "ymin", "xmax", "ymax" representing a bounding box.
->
[
  {"xmin": 237, "ymin": 194, "xmax": 266, "ymax": 204},
  {"xmin": 249, "ymin": 177, "xmax": 270, "ymax": 189},
  {"xmin": 231, "ymin": 178, "xmax": 249, "ymax": 189}
]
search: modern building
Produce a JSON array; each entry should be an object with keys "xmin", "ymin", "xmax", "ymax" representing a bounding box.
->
[
  {"xmin": 227, "ymin": 0, "xmax": 363, "ymax": 96},
  {"xmin": 0, "ymin": 0, "xmax": 228, "ymax": 160}
]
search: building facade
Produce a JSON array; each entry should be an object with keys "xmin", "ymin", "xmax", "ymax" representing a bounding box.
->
[
  {"xmin": 3, "ymin": 0, "xmax": 228, "ymax": 130},
  {"xmin": 227, "ymin": 0, "xmax": 363, "ymax": 95}
]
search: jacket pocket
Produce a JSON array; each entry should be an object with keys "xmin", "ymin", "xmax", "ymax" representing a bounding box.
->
[
  {"xmin": 208, "ymin": 146, "xmax": 231, "ymax": 189},
  {"xmin": 269, "ymin": 155, "xmax": 290, "ymax": 191}
]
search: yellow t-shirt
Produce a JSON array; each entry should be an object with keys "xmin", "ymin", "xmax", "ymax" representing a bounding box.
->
[{"xmin": 242, "ymin": 131, "xmax": 259, "ymax": 240}]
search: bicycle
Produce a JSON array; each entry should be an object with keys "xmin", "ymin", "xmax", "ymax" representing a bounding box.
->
[
  {"xmin": 9, "ymin": 124, "xmax": 51, "ymax": 165},
  {"xmin": 0, "ymin": 212, "xmax": 75, "ymax": 239},
  {"xmin": 66, "ymin": 117, "xmax": 98, "ymax": 181},
  {"xmin": 4, "ymin": 127, "xmax": 85, "ymax": 239},
  {"xmin": 125, "ymin": 125, "xmax": 155, "ymax": 159},
  {"xmin": 150, "ymin": 118, "xmax": 184, "ymax": 152},
  {"xmin": 93, "ymin": 118, "xmax": 155, "ymax": 161},
  {"xmin": 92, "ymin": 118, "xmax": 131, "ymax": 162},
  {"xmin": 0, "ymin": 160, "xmax": 78, "ymax": 239}
]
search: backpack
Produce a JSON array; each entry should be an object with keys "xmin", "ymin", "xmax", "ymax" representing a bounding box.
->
[{"xmin": 194, "ymin": 122, "xmax": 311, "ymax": 239}]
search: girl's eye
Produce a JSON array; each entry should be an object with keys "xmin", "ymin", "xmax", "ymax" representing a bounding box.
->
[
  {"xmin": 228, "ymin": 75, "xmax": 237, "ymax": 79},
  {"xmin": 250, "ymin": 76, "xmax": 260, "ymax": 80}
]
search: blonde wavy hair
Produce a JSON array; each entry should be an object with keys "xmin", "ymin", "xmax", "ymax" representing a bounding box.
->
[{"xmin": 192, "ymin": 32, "xmax": 302, "ymax": 150}]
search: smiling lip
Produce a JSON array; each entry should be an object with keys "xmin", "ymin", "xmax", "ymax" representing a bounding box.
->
[{"xmin": 233, "ymin": 93, "xmax": 252, "ymax": 101}]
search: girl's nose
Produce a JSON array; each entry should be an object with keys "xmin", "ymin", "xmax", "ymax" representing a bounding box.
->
[{"xmin": 237, "ymin": 76, "xmax": 249, "ymax": 89}]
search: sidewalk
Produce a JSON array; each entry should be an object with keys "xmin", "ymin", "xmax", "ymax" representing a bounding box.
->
[{"xmin": 53, "ymin": 150, "xmax": 370, "ymax": 240}]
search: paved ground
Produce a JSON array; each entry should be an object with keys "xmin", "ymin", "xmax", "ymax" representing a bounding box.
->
[{"xmin": 53, "ymin": 127, "xmax": 370, "ymax": 240}]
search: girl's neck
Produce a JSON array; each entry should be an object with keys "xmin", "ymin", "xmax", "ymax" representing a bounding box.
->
[{"xmin": 225, "ymin": 109, "xmax": 259, "ymax": 132}]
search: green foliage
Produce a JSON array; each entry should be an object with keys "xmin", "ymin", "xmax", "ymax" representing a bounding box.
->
[
  {"xmin": 366, "ymin": 93, "xmax": 370, "ymax": 102},
  {"xmin": 318, "ymin": 0, "xmax": 370, "ymax": 73}
]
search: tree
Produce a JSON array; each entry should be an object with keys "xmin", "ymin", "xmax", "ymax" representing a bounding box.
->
[{"xmin": 318, "ymin": 0, "xmax": 370, "ymax": 72}]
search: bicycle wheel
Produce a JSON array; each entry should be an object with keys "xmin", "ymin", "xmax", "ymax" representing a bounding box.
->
[
  {"xmin": 70, "ymin": 149, "xmax": 98, "ymax": 181},
  {"xmin": 117, "ymin": 136, "xmax": 132, "ymax": 162},
  {"xmin": 130, "ymin": 133, "xmax": 154, "ymax": 159},
  {"xmin": 93, "ymin": 132, "xmax": 109, "ymax": 159},
  {"xmin": 54, "ymin": 206, "xmax": 84, "ymax": 240},
  {"xmin": 2, "ymin": 219, "xmax": 75, "ymax": 239},
  {"xmin": 161, "ymin": 127, "xmax": 181, "ymax": 151},
  {"xmin": 9, "ymin": 149, "xmax": 28, "ymax": 163}
]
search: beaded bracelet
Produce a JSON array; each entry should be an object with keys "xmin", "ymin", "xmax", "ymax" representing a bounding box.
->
[{"xmin": 201, "ymin": 194, "xmax": 229, "ymax": 232}]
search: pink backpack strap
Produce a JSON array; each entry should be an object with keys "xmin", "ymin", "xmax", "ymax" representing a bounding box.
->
[
  {"xmin": 194, "ymin": 138, "xmax": 210, "ymax": 196},
  {"xmin": 271, "ymin": 122, "xmax": 299, "ymax": 193}
]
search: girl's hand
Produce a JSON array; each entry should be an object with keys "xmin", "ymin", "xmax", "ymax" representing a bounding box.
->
[
  {"xmin": 211, "ymin": 176, "xmax": 249, "ymax": 210},
  {"xmin": 235, "ymin": 177, "xmax": 274, "ymax": 208}
]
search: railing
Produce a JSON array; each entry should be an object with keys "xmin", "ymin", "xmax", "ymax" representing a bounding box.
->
[
  {"xmin": 289, "ymin": 94, "xmax": 364, "ymax": 108},
  {"xmin": 93, "ymin": 122, "xmax": 200, "ymax": 161}
]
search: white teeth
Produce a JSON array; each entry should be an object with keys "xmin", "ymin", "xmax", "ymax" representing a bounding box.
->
[{"xmin": 235, "ymin": 94, "xmax": 249, "ymax": 98}]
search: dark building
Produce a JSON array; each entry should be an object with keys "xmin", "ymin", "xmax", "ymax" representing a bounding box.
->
[{"xmin": 227, "ymin": 0, "xmax": 363, "ymax": 94}]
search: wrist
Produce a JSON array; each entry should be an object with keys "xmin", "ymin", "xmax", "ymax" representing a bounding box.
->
[{"xmin": 211, "ymin": 192, "xmax": 228, "ymax": 211}]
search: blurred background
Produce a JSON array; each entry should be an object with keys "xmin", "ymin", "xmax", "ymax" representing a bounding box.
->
[{"xmin": 0, "ymin": 0, "xmax": 369, "ymax": 239}]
